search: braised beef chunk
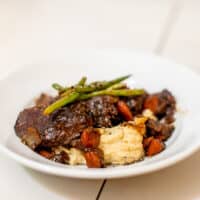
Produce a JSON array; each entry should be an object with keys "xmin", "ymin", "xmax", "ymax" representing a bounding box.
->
[
  {"xmin": 15, "ymin": 96, "xmax": 120, "ymax": 149},
  {"xmin": 87, "ymin": 96, "xmax": 119, "ymax": 127},
  {"xmin": 51, "ymin": 151, "xmax": 69, "ymax": 164},
  {"xmin": 146, "ymin": 119, "xmax": 174, "ymax": 141},
  {"xmin": 21, "ymin": 127, "xmax": 42, "ymax": 149},
  {"xmin": 164, "ymin": 107, "xmax": 176, "ymax": 124},
  {"xmin": 14, "ymin": 107, "xmax": 48, "ymax": 149},
  {"xmin": 70, "ymin": 138, "xmax": 84, "ymax": 150},
  {"xmin": 35, "ymin": 93, "xmax": 54, "ymax": 108},
  {"xmin": 49, "ymin": 105, "xmax": 93, "ymax": 146},
  {"xmin": 124, "ymin": 93, "xmax": 148, "ymax": 115},
  {"xmin": 144, "ymin": 89, "xmax": 176, "ymax": 122},
  {"xmin": 14, "ymin": 105, "xmax": 93, "ymax": 149}
]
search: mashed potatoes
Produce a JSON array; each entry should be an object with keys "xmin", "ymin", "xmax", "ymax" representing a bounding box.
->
[
  {"xmin": 142, "ymin": 109, "xmax": 157, "ymax": 120},
  {"xmin": 55, "ymin": 146, "xmax": 86, "ymax": 165},
  {"xmin": 98, "ymin": 123, "xmax": 144, "ymax": 165},
  {"xmin": 58, "ymin": 117, "xmax": 147, "ymax": 166}
]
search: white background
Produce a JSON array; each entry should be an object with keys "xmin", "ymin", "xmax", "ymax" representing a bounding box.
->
[{"xmin": 0, "ymin": 0, "xmax": 200, "ymax": 199}]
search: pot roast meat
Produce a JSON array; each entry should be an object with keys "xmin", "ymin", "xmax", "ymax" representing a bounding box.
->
[
  {"xmin": 15, "ymin": 107, "xmax": 56, "ymax": 148},
  {"xmin": 14, "ymin": 96, "xmax": 120, "ymax": 149},
  {"xmin": 51, "ymin": 151, "xmax": 69, "ymax": 164},
  {"xmin": 87, "ymin": 96, "xmax": 120, "ymax": 127},
  {"xmin": 124, "ymin": 93, "xmax": 148, "ymax": 115},
  {"xmin": 14, "ymin": 107, "xmax": 49, "ymax": 139},
  {"xmin": 21, "ymin": 127, "xmax": 42, "ymax": 150},
  {"xmin": 146, "ymin": 119, "xmax": 174, "ymax": 141},
  {"xmin": 14, "ymin": 105, "xmax": 93, "ymax": 149},
  {"xmin": 35, "ymin": 93, "xmax": 54, "ymax": 108},
  {"xmin": 49, "ymin": 104, "xmax": 93, "ymax": 147},
  {"xmin": 144, "ymin": 89, "xmax": 176, "ymax": 122}
]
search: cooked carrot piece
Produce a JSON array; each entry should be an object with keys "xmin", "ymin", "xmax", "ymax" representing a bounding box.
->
[
  {"xmin": 81, "ymin": 128, "xmax": 100, "ymax": 148},
  {"xmin": 143, "ymin": 137, "xmax": 153, "ymax": 148},
  {"xmin": 147, "ymin": 138, "xmax": 165, "ymax": 156},
  {"xmin": 117, "ymin": 100, "xmax": 133, "ymax": 121},
  {"xmin": 144, "ymin": 95, "xmax": 159, "ymax": 113},
  {"xmin": 84, "ymin": 151, "xmax": 102, "ymax": 168},
  {"xmin": 39, "ymin": 150, "xmax": 53, "ymax": 159}
]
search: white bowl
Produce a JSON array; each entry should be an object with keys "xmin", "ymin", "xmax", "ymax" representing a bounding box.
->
[{"xmin": 0, "ymin": 50, "xmax": 200, "ymax": 179}]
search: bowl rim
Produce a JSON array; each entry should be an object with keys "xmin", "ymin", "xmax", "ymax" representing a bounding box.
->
[{"xmin": 0, "ymin": 139, "xmax": 200, "ymax": 179}]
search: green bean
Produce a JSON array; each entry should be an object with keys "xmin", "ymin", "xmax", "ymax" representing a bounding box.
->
[
  {"xmin": 60, "ymin": 87, "xmax": 74, "ymax": 97},
  {"xmin": 52, "ymin": 83, "xmax": 65, "ymax": 92},
  {"xmin": 79, "ymin": 89, "xmax": 144, "ymax": 100},
  {"xmin": 107, "ymin": 83, "xmax": 127, "ymax": 90},
  {"xmin": 53, "ymin": 77, "xmax": 87, "ymax": 95},
  {"xmin": 77, "ymin": 76, "xmax": 87, "ymax": 86},
  {"xmin": 46, "ymin": 75, "xmax": 138, "ymax": 114},
  {"xmin": 75, "ymin": 75, "xmax": 131, "ymax": 93},
  {"xmin": 43, "ymin": 92, "xmax": 80, "ymax": 115}
]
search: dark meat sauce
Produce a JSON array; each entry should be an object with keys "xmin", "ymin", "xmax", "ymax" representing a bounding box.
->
[{"xmin": 14, "ymin": 89, "xmax": 176, "ymax": 164}]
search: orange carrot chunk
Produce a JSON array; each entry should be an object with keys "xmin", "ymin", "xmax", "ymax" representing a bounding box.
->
[
  {"xmin": 81, "ymin": 128, "xmax": 100, "ymax": 148},
  {"xmin": 39, "ymin": 150, "xmax": 53, "ymax": 159},
  {"xmin": 147, "ymin": 138, "xmax": 165, "ymax": 156},
  {"xmin": 84, "ymin": 151, "xmax": 102, "ymax": 168},
  {"xmin": 143, "ymin": 137, "xmax": 154, "ymax": 149},
  {"xmin": 117, "ymin": 100, "xmax": 133, "ymax": 121},
  {"xmin": 144, "ymin": 95, "xmax": 159, "ymax": 113}
]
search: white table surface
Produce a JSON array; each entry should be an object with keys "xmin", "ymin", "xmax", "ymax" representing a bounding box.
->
[{"xmin": 0, "ymin": 0, "xmax": 200, "ymax": 199}]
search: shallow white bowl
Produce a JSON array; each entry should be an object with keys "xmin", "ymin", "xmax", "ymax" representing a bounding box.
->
[{"xmin": 0, "ymin": 50, "xmax": 200, "ymax": 179}]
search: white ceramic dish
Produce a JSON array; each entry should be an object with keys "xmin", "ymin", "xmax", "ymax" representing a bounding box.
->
[{"xmin": 0, "ymin": 50, "xmax": 200, "ymax": 179}]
